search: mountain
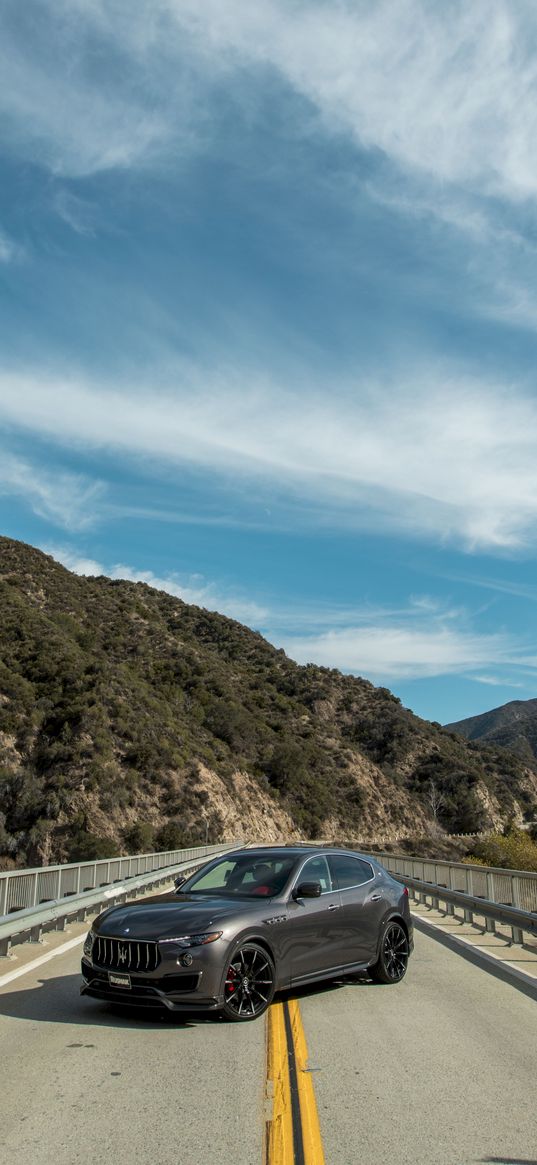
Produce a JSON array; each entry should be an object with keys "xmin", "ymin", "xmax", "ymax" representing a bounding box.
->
[
  {"xmin": 447, "ymin": 699, "xmax": 537, "ymax": 769},
  {"xmin": 1, "ymin": 536, "xmax": 537, "ymax": 868}
]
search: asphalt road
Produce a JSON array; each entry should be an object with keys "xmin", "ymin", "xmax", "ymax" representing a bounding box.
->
[
  {"xmin": 0, "ymin": 941, "xmax": 266, "ymax": 1165},
  {"xmin": 300, "ymin": 928, "xmax": 537, "ymax": 1165},
  {"xmin": 0, "ymin": 929, "xmax": 536, "ymax": 1165}
]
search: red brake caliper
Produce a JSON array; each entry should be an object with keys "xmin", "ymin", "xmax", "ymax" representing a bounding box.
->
[{"xmin": 226, "ymin": 964, "xmax": 238, "ymax": 994}]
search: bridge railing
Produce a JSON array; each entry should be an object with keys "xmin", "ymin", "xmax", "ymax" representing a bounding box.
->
[
  {"xmin": 0, "ymin": 842, "xmax": 243, "ymax": 956},
  {"xmin": 0, "ymin": 843, "xmax": 235, "ymax": 917},
  {"xmin": 399, "ymin": 875, "xmax": 537, "ymax": 944},
  {"xmin": 370, "ymin": 851, "xmax": 537, "ymax": 914}
]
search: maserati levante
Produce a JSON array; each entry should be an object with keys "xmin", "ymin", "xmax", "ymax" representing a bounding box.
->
[{"xmin": 81, "ymin": 846, "xmax": 413, "ymax": 1021}]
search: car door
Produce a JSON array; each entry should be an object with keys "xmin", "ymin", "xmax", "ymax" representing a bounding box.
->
[
  {"xmin": 285, "ymin": 855, "xmax": 344, "ymax": 983},
  {"xmin": 327, "ymin": 854, "xmax": 386, "ymax": 965}
]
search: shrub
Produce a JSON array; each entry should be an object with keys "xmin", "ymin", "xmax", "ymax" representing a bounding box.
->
[
  {"xmin": 470, "ymin": 828, "xmax": 537, "ymax": 872},
  {"xmin": 67, "ymin": 832, "xmax": 119, "ymax": 861},
  {"xmin": 155, "ymin": 821, "xmax": 190, "ymax": 851},
  {"xmin": 124, "ymin": 821, "xmax": 155, "ymax": 853}
]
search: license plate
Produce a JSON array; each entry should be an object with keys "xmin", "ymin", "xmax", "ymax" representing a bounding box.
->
[{"xmin": 108, "ymin": 972, "xmax": 131, "ymax": 989}]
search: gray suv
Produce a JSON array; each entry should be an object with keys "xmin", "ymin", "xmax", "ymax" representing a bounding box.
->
[{"xmin": 81, "ymin": 846, "xmax": 413, "ymax": 1021}]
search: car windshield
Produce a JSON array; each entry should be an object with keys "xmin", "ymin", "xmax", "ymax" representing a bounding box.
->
[{"xmin": 180, "ymin": 854, "xmax": 297, "ymax": 897}]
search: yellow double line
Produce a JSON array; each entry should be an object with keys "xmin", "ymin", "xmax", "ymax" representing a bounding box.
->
[{"xmin": 265, "ymin": 999, "xmax": 326, "ymax": 1165}]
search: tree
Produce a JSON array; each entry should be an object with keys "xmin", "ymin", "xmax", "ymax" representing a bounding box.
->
[{"xmin": 427, "ymin": 779, "xmax": 446, "ymax": 833}]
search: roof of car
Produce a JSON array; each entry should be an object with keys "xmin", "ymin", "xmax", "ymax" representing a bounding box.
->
[
  {"xmin": 232, "ymin": 845, "xmax": 323, "ymax": 856},
  {"xmin": 229, "ymin": 844, "xmax": 375, "ymax": 860}
]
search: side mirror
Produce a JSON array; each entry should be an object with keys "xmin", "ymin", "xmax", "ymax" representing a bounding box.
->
[
  {"xmin": 174, "ymin": 875, "xmax": 186, "ymax": 890},
  {"xmin": 292, "ymin": 880, "xmax": 322, "ymax": 900}
]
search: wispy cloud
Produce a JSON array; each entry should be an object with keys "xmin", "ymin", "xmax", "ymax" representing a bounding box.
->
[
  {"xmin": 277, "ymin": 622, "xmax": 516, "ymax": 682},
  {"xmin": 0, "ymin": 453, "xmax": 105, "ymax": 530},
  {"xmin": 4, "ymin": 0, "xmax": 537, "ymax": 209},
  {"xmin": 0, "ymin": 228, "xmax": 23, "ymax": 263},
  {"xmin": 2, "ymin": 365, "xmax": 537, "ymax": 550},
  {"xmin": 468, "ymin": 674, "xmax": 526, "ymax": 689},
  {"xmin": 275, "ymin": 595, "xmax": 537, "ymax": 684},
  {"xmin": 440, "ymin": 573, "xmax": 537, "ymax": 604},
  {"xmin": 53, "ymin": 188, "xmax": 98, "ymax": 235},
  {"xmin": 45, "ymin": 545, "xmax": 268, "ymax": 624},
  {"xmin": 5, "ymin": 1, "xmax": 537, "ymax": 338},
  {"xmin": 0, "ymin": 3, "xmax": 170, "ymax": 176},
  {"xmin": 167, "ymin": 0, "xmax": 537, "ymax": 202}
]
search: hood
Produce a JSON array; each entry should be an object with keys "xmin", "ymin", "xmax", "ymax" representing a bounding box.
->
[{"xmin": 94, "ymin": 892, "xmax": 265, "ymax": 940}]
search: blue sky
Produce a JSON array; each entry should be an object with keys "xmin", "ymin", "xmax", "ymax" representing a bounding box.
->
[{"xmin": 3, "ymin": 1, "xmax": 537, "ymax": 723}]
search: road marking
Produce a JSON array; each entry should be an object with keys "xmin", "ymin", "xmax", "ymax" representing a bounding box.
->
[
  {"xmin": 266, "ymin": 1002, "xmax": 295, "ymax": 1164},
  {"xmin": 0, "ymin": 934, "xmax": 86, "ymax": 988},
  {"xmin": 265, "ymin": 1000, "xmax": 326, "ymax": 1165},
  {"xmin": 282, "ymin": 1002, "xmax": 306, "ymax": 1165},
  {"xmin": 286, "ymin": 999, "xmax": 326, "ymax": 1165}
]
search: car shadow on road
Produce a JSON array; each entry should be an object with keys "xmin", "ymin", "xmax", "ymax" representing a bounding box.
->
[
  {"xmin": 278, "ymin": 969, "xmax": 377, "ymax": 1007},
  {"xmin": 0, "ymin": 968, "xmax": 393, "ymax": 1030},
  {"xmin": 0, "ymin": 972, "xmax": 217, "ymax": 1029}
]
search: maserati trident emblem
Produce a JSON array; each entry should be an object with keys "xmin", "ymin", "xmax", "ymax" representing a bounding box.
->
[{"xmin": 118, "ymin": 944, "xmax": 128, "ymax": 965}]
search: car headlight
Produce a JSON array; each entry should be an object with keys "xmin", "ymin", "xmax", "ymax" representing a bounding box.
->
[
  {"xmin": 159, "ymin": 931, "xmax": 223, "ymax": 948},
  {"xmin": 83, "ymin": 930, "xmax": 95, "ymax": 958}
]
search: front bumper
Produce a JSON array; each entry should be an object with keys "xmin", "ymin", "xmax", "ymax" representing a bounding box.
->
[{"xmin": 80, "ymin": 957, "xmax": 223, "ymax": 1012}]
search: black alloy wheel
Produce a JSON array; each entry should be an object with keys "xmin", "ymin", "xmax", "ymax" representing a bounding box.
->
[
  {"xmin": 222, "ymin": 943, "xmax": 276, "ymax": 1021},
  {"xmin": 370, "ymin": 921, "xmax": 409, "ymax": 984}
]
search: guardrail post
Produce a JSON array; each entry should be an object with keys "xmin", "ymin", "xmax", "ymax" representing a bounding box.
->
[
  {"xmin": 485, "ymin": 916, "xmax": 496, "ymax": 934},
  {"xmin": 511, "ymin": 925, "xmax": 524, "ymax": 944},
  {"xmin": 0, "ymin": 936, "xmax": 11, "ymax": 957},
  {"xmin": 463, "ymin": 907, "xmax": 474, "ymax": 924},
  {"xmin": 0, "ymin": 876, "xmax": 7, "ymax": 917},
  {"xmin": 29, "ymin": 924, "xmax": 43, "ymax": 943}
]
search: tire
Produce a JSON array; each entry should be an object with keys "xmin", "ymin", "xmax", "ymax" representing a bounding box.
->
[
  {"xmin": 370, "ymin": 921, "xmax": 409, "ymax": 984},
  {"xmin": 221, "ymin": 943, "xmax": 276, "ymax": 1022}
]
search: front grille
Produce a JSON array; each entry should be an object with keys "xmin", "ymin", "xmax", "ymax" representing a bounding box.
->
[{"xmin": 92, "ymin": 935, "xmax": 160, "ymax": 973}]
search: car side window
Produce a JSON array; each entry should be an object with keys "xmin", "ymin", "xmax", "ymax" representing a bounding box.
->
[
  {"xmin": 299, "ymin": 855, "xmax": 332, "ymax": 893},
  {"xmin": 328, "ymin": 855, "xmax": 374, "ymax": 890}
]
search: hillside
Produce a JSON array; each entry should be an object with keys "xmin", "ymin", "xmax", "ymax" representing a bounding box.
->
[
  {"xmin": 447, "ymin": 699, "xmax": 537, "ymax": 769},
  {"xmin": 1, "ymin": 536, "xmax": 537, "ymax": 867}
]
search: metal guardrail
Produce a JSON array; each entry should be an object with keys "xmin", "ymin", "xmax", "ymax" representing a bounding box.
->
[
  {"xmin": 400, "ymin": 875, "xmax": 537, "ymax": 945},
  {"xmin": 0, "ymin": 842, "xmax": 242, "ymax": 957},
  {"xmin": 4, "ymin": 838, "xmax": 536, "ymax": 961},
  {"xmin": 0, "ymin": 843, "xmax": 233, "ymax": 917},
  {"xmin": 369, "ymin": 851, "xmax": 537, "ymax": 914}
]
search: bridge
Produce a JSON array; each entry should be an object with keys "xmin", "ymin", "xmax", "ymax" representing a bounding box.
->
[{"xmin": 1, "ymin": 845, "xmax": 536, "ymax": 1165}]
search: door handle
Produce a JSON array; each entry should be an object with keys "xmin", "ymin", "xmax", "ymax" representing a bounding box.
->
[
  {"xmin": 328, "ymin": 903, "xmax": 340, "ymax": 911},
  {"xmin": 368, "ymin": 894, "xmax": 382, "ymax": 902}
]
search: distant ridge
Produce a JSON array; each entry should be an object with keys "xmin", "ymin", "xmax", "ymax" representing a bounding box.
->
[
  {"xmin": 447, "ymin": 698, "xmax": 537, "ymax": 769},
  {"xmin": 1, "ymin": 535, "xmax": 537, "ymax": 867}
]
